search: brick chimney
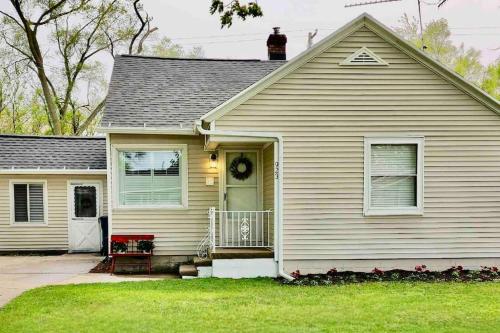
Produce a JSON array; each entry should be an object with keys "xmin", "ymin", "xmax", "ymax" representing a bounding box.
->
[{"xmin": 267, "ymin": 27, "xmax": 287, "ymax": 60}]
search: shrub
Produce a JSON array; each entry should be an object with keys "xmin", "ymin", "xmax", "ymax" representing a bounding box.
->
[
  {"xmin": 111, "ymin": 241, "xmax": 128, "ymax": 253},
  {"xmin": 137, "ymin": 240, "xmax": 155, "ymax": 253},
  {"xmin": 281, "ymin": 265, "xmax": 500, "ymax": 286}
]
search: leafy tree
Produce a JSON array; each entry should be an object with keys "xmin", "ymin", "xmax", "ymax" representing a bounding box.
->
[
  {"xmin": 395, "ymin": 14, "xmax": 497, "ymax": 99},
  {"xmin": 210, "ymin": 0, "xmax": 263, "ymax": 28},
  {"xmin": 0, "ymin": 0, "xmax": 256, "ymax": 135},
  {"xmin": 481, "ymin": 59, "xmax": 500, "ymax": 99},
  {"xmin": 142, "ymin": 37, "xmax": 205, "ymax": 59},
  {"xmin": 0, "ymin": 0, "xmax": 149, "ymax": 135}
]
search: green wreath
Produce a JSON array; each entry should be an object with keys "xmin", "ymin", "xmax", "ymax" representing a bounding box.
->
[{"xmin": 229, "ymin": 155, "xmax": 253, "ymax": 181}]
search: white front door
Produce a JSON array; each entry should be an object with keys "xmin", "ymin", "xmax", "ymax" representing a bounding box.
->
[{"xmin": 68, "ymin": 182, "xmax": 101, "ymax": 252}]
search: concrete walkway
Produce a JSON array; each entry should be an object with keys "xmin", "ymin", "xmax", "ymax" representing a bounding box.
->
[{"xmin": 0, "ymin": 254, "xmax": 174, "ymax": 308}]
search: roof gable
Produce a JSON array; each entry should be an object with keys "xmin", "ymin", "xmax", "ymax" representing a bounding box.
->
[{"xmin": 202, "ymin": 13, "xmax": 499, "ymax": 123}]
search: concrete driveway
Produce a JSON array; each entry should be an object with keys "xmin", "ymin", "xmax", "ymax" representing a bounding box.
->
[
  {"xmin": 0, "ymin": 254, "xmax": 172, "ymax": 307},
  {"xmin": 0, "ymin": 254, "xmax": 101, "ymax": 307}
]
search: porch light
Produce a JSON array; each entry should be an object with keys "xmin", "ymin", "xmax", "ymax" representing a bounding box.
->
[{"xmin": 209, "ymin": 153, "xmax": 218, "ymax": 169}]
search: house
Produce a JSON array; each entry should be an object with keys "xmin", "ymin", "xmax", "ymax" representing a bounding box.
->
[{"xmin": 1, "ymin": 14, "xmax": 499, "ymax": 278}]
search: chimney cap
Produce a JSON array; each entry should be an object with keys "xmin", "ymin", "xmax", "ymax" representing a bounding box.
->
[{"xmin": 273, "ymin": 27, "xmax": 281, "ymax": 34}]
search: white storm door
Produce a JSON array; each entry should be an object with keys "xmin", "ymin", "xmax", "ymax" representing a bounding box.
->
[
  {"xmin": 223, "ymin": 151, "xmax": 262, "ymax": 246},
  {"xmin": 224, "ymin": 151, "xmax": 260, "ymax": 212},
  {"xmin": 68, "ymin": 183, "xmax": 101, "ymax": 252}
]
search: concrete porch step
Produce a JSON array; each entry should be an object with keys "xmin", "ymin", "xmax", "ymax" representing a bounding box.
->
[
  {"xmin": 211, "ymin": 248, "xmax": 274, "ymax": 259},
  {"xmin": 179, "ymin": 264, "xmax": 198, "ymax": 277},
  {"xmin": 193, "ymin": 257, "xmax": 212, "ymax": 267}
]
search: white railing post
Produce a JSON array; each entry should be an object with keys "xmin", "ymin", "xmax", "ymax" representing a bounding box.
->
[{"xmin": 209, "ymin": 207, "xmax": 216, "ymax": 252}]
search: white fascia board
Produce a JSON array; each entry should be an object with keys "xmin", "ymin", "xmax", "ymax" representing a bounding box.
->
[
  {"xmin": 96, "ymin": 126, "xmax": 196, "ymax": 135},
  {"xmin": 0, "ymin": 169, "xmax": 107, "ymax": 175}
]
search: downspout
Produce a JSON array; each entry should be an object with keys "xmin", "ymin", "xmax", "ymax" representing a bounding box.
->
[{"xmin": 195, "ymin": 121, "xmax": 294, "ymax": 280}]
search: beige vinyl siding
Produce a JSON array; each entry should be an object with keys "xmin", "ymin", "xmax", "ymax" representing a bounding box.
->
[
  {"xmin": 214, "ymin": 26, "xmax": 500, "ymax": 269},
  {"xmin": 110, "ymin": 134, "xmax": 219, "ymax": 256},
  {"xmin": 0, "ymin": 174, "xmax": 107, "ymax": 251}
]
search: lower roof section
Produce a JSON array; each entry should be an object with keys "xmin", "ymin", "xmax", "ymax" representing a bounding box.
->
[{"xmin": 0, "ymin": 134, "xmax": 106, "ymax": 171}]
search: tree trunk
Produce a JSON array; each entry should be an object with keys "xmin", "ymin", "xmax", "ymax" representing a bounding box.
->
[{"xmin": 36, "ymin": 66, "xmax": 62, "ymax": 134}]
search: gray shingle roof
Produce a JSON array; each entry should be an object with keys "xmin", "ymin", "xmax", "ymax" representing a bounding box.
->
[
  {"xmin": 101, "ymin": 55, "xmax": 286, "ymax": 128},
  {"xmin": 0, "ymin": 135, "xmax": 106, "ymax": 170}
]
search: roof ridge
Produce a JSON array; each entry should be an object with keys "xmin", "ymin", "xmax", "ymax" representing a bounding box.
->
[
  {"xmin": 0, "ymin": 134, "xmax": 105, "ymax": 140},
  {"xmin": 119, "ymin": 54, "xmax": 286, "ymax": 62}
]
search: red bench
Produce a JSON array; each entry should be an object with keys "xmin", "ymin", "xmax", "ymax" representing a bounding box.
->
[{"xmin": 110, "ymin": 234, "xmax": 154, "ymax": 274}]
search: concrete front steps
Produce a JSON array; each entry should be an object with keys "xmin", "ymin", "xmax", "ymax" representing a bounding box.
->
[{"xmin": 179, "ymin": 248, "xmax": 277, "ymax": 279}]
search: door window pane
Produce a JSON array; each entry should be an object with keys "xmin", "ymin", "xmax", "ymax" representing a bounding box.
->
[
  {"xmin": 227, "ymin": 187, "xmax": 258, "ymax": 211},
  {"xmin": 74, "ymin": 186, "xmax": 97, "ymax": 218}
]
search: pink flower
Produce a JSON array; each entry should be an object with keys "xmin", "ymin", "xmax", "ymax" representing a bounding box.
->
[{"xmin": 291, "ymin": 270, "xmax": 301, "ymax": 278}]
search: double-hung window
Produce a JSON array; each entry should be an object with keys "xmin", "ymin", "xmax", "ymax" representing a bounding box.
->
[
  {"xmin": 115, "ymin": 145, "xmax": 188, "ymax": 208},
  {"xmin": 10, "ymin": 181, "xmax": 47, "ymax": 224},
  {"xmin": 364, "ymin": 137, "xmax": 424, "ymax": 216}
]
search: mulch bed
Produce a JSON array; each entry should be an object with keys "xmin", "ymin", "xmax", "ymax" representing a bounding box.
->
[
  {"xmin": 89, "ymin": 257, "xmax": 112, "ymax": 273},
  {"xmin": 282, "ymin": 265, "xmax": 500, "ymax": 285}
]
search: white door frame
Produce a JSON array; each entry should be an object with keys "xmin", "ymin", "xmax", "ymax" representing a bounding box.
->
[
  {"xmin": 219, "ymin": 148, "xmax": 263, "ymax": 211},
  {"xmin": 67, "ymin": 180, "xmax": 103, "ymax": 253}
]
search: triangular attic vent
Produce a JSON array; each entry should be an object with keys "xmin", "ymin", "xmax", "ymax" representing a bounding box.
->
[{"xmin": 340, "ymin": 47, "xmax": 388, "ymax": 66}]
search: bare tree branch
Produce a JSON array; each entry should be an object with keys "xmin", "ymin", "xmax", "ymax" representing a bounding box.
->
[
  {"xmin": 76, "ymin": 98, "xmax": 105, "ymax": 135},
  {"xmin": 0, "ymin": 10, "xmax": 23, "ymax": 29},
  {"xmin": 129, "ymin": 0, "xmax": 149, "ymax": 54},
  {"xmin": 137, "ymin": 25, "xmax": 158, "ymax": 54}
]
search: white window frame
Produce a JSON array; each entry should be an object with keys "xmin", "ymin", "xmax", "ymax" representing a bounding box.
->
[
  {"xmin": 363, "ymin": 137, "xmax": 424, "ymax": 216},
  {"xmin": 9, "ymin": 179, "xmax": 49, "ymax": 226},
  {"xmin": 112, "ymin": 144, "xmax": 189, "ymax": 210}
]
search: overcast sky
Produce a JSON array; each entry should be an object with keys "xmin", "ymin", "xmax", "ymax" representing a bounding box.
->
[{"xmin": 142, "ymin": 0, "xmax": 499, "ymax": 64}]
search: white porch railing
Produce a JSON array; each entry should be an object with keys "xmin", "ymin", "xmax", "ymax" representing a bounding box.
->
[{"xmin": 208, "ymin": 207, "xmax": 273, "ymax": 251}]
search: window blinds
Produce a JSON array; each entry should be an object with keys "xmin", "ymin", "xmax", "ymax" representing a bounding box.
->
[
  {"xmin": 13, "ymin": 183, "xmax": 44, "ymax": 222},
  {"xmin": 370, "ymin": 144, "xmax": 417, "ymax": 208},
  {"xmin": 119, "ymin": 151, "xmax": 182, "ymax": 206}
]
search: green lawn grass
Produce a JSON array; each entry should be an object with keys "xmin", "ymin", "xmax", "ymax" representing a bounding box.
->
[{"xmin": 0, "ymin": 279, "xmax": 498, "ymax": 333}]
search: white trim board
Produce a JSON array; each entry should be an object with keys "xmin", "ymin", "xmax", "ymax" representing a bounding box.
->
[
  {"xmin": 97, "ymin": 126, "xmax": 196, "ymax": 135},
  {"xmin": 0, "ymin": 169, "xmax": 107, "ymax": 175}
]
